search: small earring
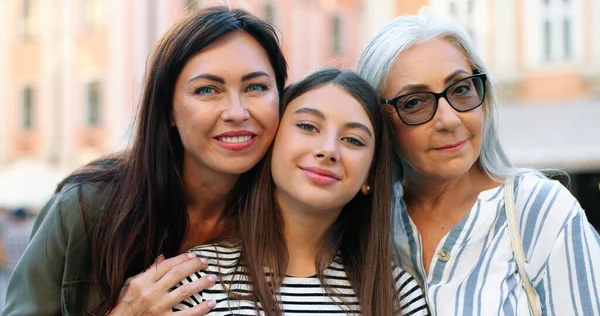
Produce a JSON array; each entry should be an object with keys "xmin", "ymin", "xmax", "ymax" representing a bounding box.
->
[{"xmin": 366, "ymin": 185, "xmax": 371, "ymax": 192}]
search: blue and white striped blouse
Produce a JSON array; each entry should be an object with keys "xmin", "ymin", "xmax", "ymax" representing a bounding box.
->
[{"xmin": 392, "ymin": 173, "xmax": 600, "ymax": 316}]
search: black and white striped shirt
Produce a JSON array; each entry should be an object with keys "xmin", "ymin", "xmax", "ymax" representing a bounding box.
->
[{"xmin": 174, "ymin": 245, "xmax": 429, "ymax": 315}]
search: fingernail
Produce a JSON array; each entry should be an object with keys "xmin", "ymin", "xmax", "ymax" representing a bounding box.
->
[
  {"xmin": 208, "ymin": 274, "xmax": 217, "ymax": 282},
  {"xmin": 200, "ymin": 257, "xmax": 209, "ymax": 265},
  {"xmin": 187, "ymin": 253, "xmax": 196, "ymax": 259},
  {"xmin": 207, "ymin": 299, "xmax": 216, "ymax": 308}
]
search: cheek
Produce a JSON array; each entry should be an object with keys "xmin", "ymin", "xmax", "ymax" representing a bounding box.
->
[
  {"xmin": 270, "ymin": 127, "xmax": 294, "ymax": 171},
  {"xmin": 465, "ymin": 109, "xmax": 485, "ymax": 142},
  {"xmin": 346, "ymin": 150, "xmax": 375, "ymax": 184},
  {"xmin": 251, "ymin": 94, "xmax": 280, "ymax": 132},
  {"xmin": 390, "ymin": 118, "xmax": 425, "ymax": 157}
]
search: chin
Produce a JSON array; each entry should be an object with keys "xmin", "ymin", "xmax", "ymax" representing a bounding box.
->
[
  {"xmin": 294, "ymin": 192, "xmax": 346, "ymax": 211},
  {"xmin": 215, "ymin": 159, "xmax": 261, "ymax": 175},
  {"xmin": 431, "ymin": 163, "xmax": 475, "ymax": 180}
]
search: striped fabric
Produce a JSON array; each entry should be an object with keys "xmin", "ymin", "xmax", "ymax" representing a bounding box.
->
[
  {"xmin": 392, "ymin": 173, "xmax": 600, "ymax": 316},
  {"xmin": 174, "ymin": 245, "xmax": 429, "ymax": 315}
]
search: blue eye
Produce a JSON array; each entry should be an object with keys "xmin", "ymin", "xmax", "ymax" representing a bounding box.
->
[
  {"xmin": 297, "ymin": 123, "xmax": 317, "ymax": 132},
  {"xmin": 247, "ymin": 84, "xmax": 267, "ymax": 92},
  {"xmin": 195, "ymin": 86, "xmax": 216, "ymax": 96}
]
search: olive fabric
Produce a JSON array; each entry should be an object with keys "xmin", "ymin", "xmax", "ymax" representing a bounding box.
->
[{"xmin": 1, "ymin": 181, "xmax": 112, "ymax": 315}]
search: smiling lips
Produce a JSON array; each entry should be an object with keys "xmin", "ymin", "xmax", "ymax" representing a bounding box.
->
[
  {"xmin": 214, "ymin": 130, "xmax": 256, "ymax": 151},
  {"xmin": 434, "ymin": 140, "xmax": 467, "ymax": 152},
  {"xmin": 300, "ymin": 166, "xmax": 340, "ymax": 185}
]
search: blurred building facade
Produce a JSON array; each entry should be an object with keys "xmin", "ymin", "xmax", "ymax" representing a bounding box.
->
[
  {"xmin": 0, "ymin": 0, "xmax": 598, "ymax": 217},
  {"xmin": 0, "ymin": 0, "xmax": 372, "ymax": 172}
]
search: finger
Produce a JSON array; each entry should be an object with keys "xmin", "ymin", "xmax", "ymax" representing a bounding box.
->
[
  {"xmin": 174, "ymin": 299, "xmax": 216, "ymax": 315},
  {"xmin": 167, "ymin": 273, "xmax": 217, "ymax": 307},
  {"xmin": 156, "ymin": 256, "xmax": 210, "ymax": 291},
  {"xmin": 147, "ymin": 253, "xmax": 205, "ymax": 282}
]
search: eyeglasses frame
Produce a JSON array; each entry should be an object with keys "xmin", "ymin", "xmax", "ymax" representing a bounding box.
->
[{"xmin": 381, "ymin": 73, "xmax": 487, "ymax": 126}]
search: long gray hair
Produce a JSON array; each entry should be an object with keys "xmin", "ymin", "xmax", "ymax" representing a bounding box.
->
[{"xmin": 357, "ymin": 9, "xmax": 522, "ymax": 181}]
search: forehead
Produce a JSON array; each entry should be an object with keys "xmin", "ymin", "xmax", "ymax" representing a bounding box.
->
[
  {"xmin": 285, "ymin": 84, "xmax": 373, "ymax": 128},
  {"xmin": 179, "ymin": 31, "xmax": 274, "ymax": 78},
  {"xmin": 384, "ymin": 38, "xmax": 472, "ymax": 94}
]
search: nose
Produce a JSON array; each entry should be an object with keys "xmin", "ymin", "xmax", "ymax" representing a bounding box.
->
[
  {"xmin": 433, "ymin": 97, "xmax": 461, "ymax": 132},
  {"xmin": 314, "ymin": 132, "xmax": 340, "ymax": 164},
  {"xmin": 220, "ymin": 93, "xmax": 250, "ymax": 123}
]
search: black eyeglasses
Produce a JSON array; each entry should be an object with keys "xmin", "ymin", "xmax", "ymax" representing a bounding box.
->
[{"xmin": 381, "ymin": 73, "xmax": 487, "ymax": 126}]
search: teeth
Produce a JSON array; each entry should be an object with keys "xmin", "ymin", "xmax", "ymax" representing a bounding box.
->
[{"xmin": 218, "ymin": 135, "xmax": 252, "ymax": 143}]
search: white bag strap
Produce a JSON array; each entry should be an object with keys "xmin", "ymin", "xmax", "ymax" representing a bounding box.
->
[{"xmin": 504, "ymin": 175, "xmax": 542, "ymax": 316}]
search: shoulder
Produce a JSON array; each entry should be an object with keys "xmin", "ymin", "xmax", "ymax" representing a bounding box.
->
[
  {"xmin": 512, "ymin": 173, "xmax": 587, "ymax": 267},
  {"xmin": 514, "ymin": 172, "xmax": 582, "ymax": 228},
  {"xmin": 34, "ymin": 181, "xmax": 115, "ymax": 237}
]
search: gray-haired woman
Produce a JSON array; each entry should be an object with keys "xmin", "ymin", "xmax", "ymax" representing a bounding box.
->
[{"xmin": 357, "ymin": 10, "xmax": 600, "ymax": 316}]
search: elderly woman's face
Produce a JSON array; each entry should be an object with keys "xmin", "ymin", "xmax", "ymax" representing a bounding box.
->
[{"xmin": 381, "ymin": 38, "xmax": 484, "ymax": 180}]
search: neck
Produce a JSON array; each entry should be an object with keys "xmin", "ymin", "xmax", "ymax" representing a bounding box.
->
[
  {"xmin": 402, "ymin": 163, "xmax": 499, "ymax": 214},
  {"xmin": 276, "ymin": 190, "xmax": 342, "ymax": 277},
  {"xmin": 181, "ymin": 153, "xmax": 240, "ymax": 248}
]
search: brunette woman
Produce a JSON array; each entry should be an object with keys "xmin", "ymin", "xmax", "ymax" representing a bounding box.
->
[{"xmin": 2, "ymin": 6, "xmax": 287, "ymax": 316}]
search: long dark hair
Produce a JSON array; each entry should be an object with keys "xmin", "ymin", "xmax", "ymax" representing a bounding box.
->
[
  {"xmin": 56, "ymin": 6, "xmax": 287, "ymax": 314},
  {"xmin": 232, "ymin": 68, "xmax": 397, "ymax": 315}
]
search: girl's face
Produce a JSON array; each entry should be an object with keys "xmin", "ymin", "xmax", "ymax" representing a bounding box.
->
[
  {"xmin": 271, "ymin": 84, "xmax": 375, "ymax": 213},
  {"xmin": 172, "ymin": 31, "xmax": 280, "ymax": 178}
]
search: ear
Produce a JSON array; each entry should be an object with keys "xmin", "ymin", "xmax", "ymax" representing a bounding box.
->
[{"xmin": 361, "ymin": 182, "xmax": 371, "ymax": 195}]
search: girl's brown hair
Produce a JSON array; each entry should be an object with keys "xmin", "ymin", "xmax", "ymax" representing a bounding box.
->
[
  {"xmin": 55, "ymin": 6, "xmax": 287, "ymax": 314},
  {"xmin": 229, "ymin": 68, "xmax": 397, "ymax": 315}
]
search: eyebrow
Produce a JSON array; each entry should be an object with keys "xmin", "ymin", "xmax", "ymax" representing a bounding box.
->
[
  {"xmin": 345, "ymin": 122, "xmax": 373, "ymax": 138},
  {"xmin": 395, "ymin": 69, "xmax": 472, "ymax": 96},
  {"xmin": 187, "ymin": 71, "xmax": 271, "ymax": 84},
  {"xmin": 241, "ymin": 71, "xmax": 271, "ymax": 82},
  {"xmin": 293, "ymin": 107, "xmax": 373, "ymax": 138},
  {"xmin": 188, "ymin": 73, "xmax": 224, "ymax": 84}
]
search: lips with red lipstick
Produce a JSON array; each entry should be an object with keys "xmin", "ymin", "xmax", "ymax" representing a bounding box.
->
[
  {"xmin": 433, "ymin": 140, "xmax": 467, "ymax": 152},
  {"xmin": 214, "ymin": 130, "xmax": 257, "ymax": 151},
  {"xmin": 299, "ymin": 166, "xmax": 341, "ymax": 185}
]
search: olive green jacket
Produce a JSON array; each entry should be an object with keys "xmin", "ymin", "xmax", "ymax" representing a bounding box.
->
[{"xmin": 2, "ymin": 182, "xmax": 112, "ymax": 315}]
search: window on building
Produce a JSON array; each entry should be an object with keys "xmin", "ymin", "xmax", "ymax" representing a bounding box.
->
[
  {"xmin": 449, "ymin": 1, "xmax": 457, "ymax": 16},
  {"xmin": 84, "ymin": 0, "xmax": 105, "ymax": 29},
  {"xmin": 446, "ymin": 1, "xmax": 477, "ymax": 47},
  {"xmin": 22, "ymin": 0, "xmax": 35, "ymax": 38},
  {"xmin": 563, "ymin": 18, "xmax": 571, "ymax": 59},
  {"xmin": 331, "ymin": 14, "xmax": 343, "ymax": 54},
  {"xmin": 21, "ymin": 86, "xmax": 34, "ymax": 129},
  {"xmin": 86, "ymin": 81, "xmax": 102, "ymax": 127},
  {"xmin": 540, "ymin": 0, "xmax": 574, "ymax": 62},
  {"xmin": 467, "ymin": 0, "xmax": 475, "ymax": 15},
  {"xmin": 262, "ymin": 2, "xmax": 276, "ymax": 25},
  {"xmin": 543, "ymin": 19, "xmax": 552, "ymax": 61}
]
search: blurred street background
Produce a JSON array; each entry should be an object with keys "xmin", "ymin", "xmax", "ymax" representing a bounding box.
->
[{"xmin": 0, "ymin": 0, "xmax": 599, "ymax": 305}]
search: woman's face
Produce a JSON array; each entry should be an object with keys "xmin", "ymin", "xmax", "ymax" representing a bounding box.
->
[
  {"xmin": 381, "ymin": 38, "xmax": 485, "ymax": 181},
  {"xmin": 271, "ymin": 84, "xmax": 375, "ymax": 213},
  {"xmin": 172, "ymin": 31, "xmax": 280, "ymax": 177}
]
